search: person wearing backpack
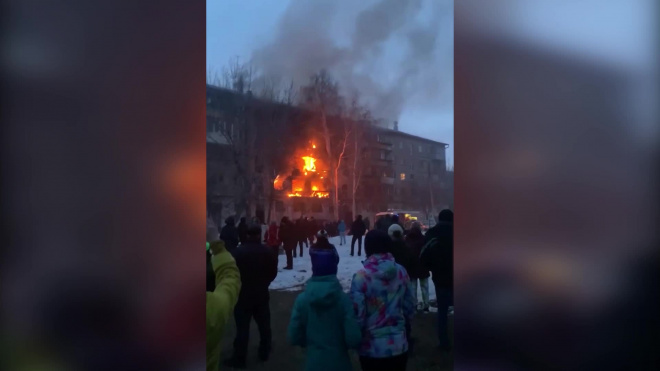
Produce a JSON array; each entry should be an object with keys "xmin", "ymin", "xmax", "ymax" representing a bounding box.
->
[
  {"xmin": 288, "ymin": 229, "xmax": 362, "ymax": 371},
  {"xmin": 420, "ymin": 209, "xmax": 453, "ymax": 351}
]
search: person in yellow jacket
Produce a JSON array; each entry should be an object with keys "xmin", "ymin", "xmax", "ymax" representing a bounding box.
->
[{"xmin": 207, "ymin": 227, "xmax": 241, "ymax": 371}]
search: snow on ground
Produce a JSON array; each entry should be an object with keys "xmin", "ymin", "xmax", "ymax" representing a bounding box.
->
[{"xmin": 269, "ymin": 236, "xmax": 437, "ymax": 303}]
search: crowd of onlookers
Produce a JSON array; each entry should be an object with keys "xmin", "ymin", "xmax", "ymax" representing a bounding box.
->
[{"xmin": 206, "ymin": 209, "xmax": 454, "ymax": 371}]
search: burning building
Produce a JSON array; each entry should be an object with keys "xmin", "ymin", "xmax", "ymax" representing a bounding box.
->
[{"xmin": 270, "ymin": 140, "xmax": 335, "ymax": 221}]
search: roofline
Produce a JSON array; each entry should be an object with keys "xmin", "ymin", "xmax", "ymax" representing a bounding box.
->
[
  {"xmin": 375, "ymin": 126, "xmax": 449, "ymax": 147},
  {"xmin": 206, "ymin": 85, "xmax": 450, "ymax": 148}
]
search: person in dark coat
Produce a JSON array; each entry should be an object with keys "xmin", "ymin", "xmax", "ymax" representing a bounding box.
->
[
  {"xmin": 294, "ymin": 216, "xmax": 307, "ymax": 258},
  {"xmin": 387, "ymin": 224, "xmax": 415, "ymax": 277},
  {"xmin": 405, "ymin": 223, "xmax": 431, "ymax": 312},
  {"xmin": 264, "ymin": 221, "xmax": 280, "ymax": 257},
  {"xmin": 350, "ymin": 215, "xmax": 367, "ymax": 256},
  {"xmin": 420, "ymin": 209, "xmax": 453, "ymax": 351},
  {"xmin": 279, "ymin": 217, "xmax": 296, "ymax": 270},
  {"xmin": 220, "ymin": 216, "xmax": 239, "ymax": 253},
  {"xmin": 224, "ymin": 224, "xmax": 278, "ymax": 369},
  {"xmin": 388, "ymin": 223, "xmax": 417, "ymax": 349},
  {"xmin": 307, "ymin": 217, "xmax": 317, "ymax": 245},
  {"xmin": 237, "ymin": 217, "xmax": 248, "ymax": 245},
  {"xmin": 375, "ymin": 214, "xmax": 395, "ymax": 233}
]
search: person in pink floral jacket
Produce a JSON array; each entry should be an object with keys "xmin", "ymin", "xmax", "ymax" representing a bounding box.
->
[{"xmin": 349, "ymin": 229, "xmax": 416, "ymax": 371}]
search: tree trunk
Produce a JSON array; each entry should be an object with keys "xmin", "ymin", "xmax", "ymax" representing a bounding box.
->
[
  {"xmin": 352, "ymin": 128, "xmax": 358, "ymax": 220},
  {"xmin": 333, "ymin": 162, "xmax": 340, "ymax": 220}
]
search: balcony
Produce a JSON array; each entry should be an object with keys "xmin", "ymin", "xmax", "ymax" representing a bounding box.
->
[
  {"xmin": 372, "ymin": 141, "xmax": 393, "ymax": 151},
  {"xmin": 381, "ymin": 176, "xmax": 394, "ymax": 185}
]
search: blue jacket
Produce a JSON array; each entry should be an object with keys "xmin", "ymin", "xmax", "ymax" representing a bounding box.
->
[
  {"xmin": 288, "ymin": 275, "xmax": 362, "ymax": 371},
  {"xmin": 338, "ymin": 221, "xmax": 346, "ymax": 233}
]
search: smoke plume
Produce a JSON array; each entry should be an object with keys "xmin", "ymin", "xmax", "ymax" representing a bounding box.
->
[{"xmin": 250, "ymin": 0, "xmax": 453, "ymax": 123}]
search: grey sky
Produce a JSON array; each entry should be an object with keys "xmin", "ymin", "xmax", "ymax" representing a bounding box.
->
[{"xmin": 207, "ymin": 0, "xmax": 454, "ymax": 167}]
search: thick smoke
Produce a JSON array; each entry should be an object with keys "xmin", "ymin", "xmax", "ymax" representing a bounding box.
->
[{"xmin": 250, "ymin": 0, "xmax": 452, "ymax": 124}]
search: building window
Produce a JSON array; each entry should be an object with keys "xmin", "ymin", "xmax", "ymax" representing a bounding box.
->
[
  {"xmin": 418, "ymin": 145, "xmax": 423, "ymax": 153},
  {"xmin": 409, "ymin": 144, "xmax": 413, "ymax": 155},
  {"xmin": 410, "ymin": 174, "xmax": 415, "ymax": 180},
  {"xmin": 380, "ymin": 151, "xmax": 386, "ymax": 160},
  {"xmin": 400, "ymin": 173, "xmax": 406, "ymax": 180},
  {"xmin": 293, "ymin": 200, "xmax": 305, "ymax": 212},
  {"xmin": 399, "ymin": 142, "xmax": 403, "ymax": 149},
  {"xmin": 399, "ymin": 158, "xmax": 404, "ymax": 165},
  {"xmin": 411, "ymin": 163, "xmax": 415, "ymax": 171},
  {"xmin": 275, "ymin": 200, "xmax": 285, "ymax": 212},
  {"xmin": 432, "ymin": 174, "xmax": 439, "ymax": 181},
  {"xmin": 311, "ymin": 201, "xmax": 323, "ymax": 212}
]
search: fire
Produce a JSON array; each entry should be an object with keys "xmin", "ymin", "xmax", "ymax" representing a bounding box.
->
[
  {"xmin": 275, "ymin": 148, "xmax": 330, "ymax": 199},
  {"xmin": 302, "ymin": 156, "xmax": 316, "ymax": 172}
]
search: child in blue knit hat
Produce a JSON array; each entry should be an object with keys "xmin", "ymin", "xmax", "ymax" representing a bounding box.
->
[{"xmin": 287, "ymin": 229, "xmax": 361, "ymax": 371}]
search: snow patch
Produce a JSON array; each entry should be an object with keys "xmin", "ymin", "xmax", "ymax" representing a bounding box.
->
[{"xmin": 269, "ymin": 236, "xmax": 437, "ymax": 302}]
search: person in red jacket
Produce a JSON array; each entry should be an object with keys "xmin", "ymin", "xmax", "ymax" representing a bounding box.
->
[{"xmin": 264, "ymin": 221, "xmax": 280, "ymax": 257}]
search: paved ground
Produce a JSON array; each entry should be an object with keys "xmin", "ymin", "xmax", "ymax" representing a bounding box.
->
[{"xmin": 220, "ymin": 290, "xmax": 453, "ymax": 370}]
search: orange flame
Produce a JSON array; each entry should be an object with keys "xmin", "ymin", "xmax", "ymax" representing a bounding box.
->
[{"xmin": 302, "ymin": 156, "xmax": 316, "ymax": 172}]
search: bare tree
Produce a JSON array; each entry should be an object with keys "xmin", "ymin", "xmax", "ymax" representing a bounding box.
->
[
  {"xmin": 300, "ymin": 71, "xmax": 351, "ymax": 220},
  {"xmin": 346, "ymin": 93, "xmax": 373, "ymax": 220},
  {"xmin": 252, "ymin": 77, "xmax": 297, "ymax": 223},
  {"xmin": 207, "ymin": 58, "xmax": 257, "ymax": 217}
]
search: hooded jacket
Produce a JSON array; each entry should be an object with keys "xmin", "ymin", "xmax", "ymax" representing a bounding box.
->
[
  {"xmin": 349, "ymin": 253, "xmax": 415, "ymax": 358},
  {"xmin": 405, "ymin": 230, "xmax": 430, "ymax": 279},
  {"xmin": 206, "ymin": 241, "xmax": 241, "ymax": 371},
  {"xmin": 337, "ymin": 220, "xmax": 346, "ymax": 233},
  {"xmin": 288, "ymin": 275, "xmax": 362, "ymax": 371},
  {"xmin": 421, "ymin": 220, "xmax": 453, "ymax": 289}
]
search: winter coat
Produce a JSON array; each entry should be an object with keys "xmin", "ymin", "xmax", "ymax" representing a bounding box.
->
[
  {"xmin": 309, "ymin": 243, "xmax": 340, "ymax": 277},
  {"xmin": 349, "ymin": 253, "xmax": 415, "ymax": 358},
  {"xmin": 265, "ymin": 224, "xmax": 279, "ymax": 246},
  {"xmin": 350, "ymin": 218, "xmax": 367, "ymax": 237},
  {"xmin": 207, "ymin": 241, "xmax": 241, "ymax": 371},
  {"xmin": 288, "ymin": 275, "xmax": 362, "ymax": 371},
  {"xmin": 375, "ymin": 216, "xmax": 392, "ymax": 233},
  {"xmin": 237, "ymin": 220, "xmax": 248, "ymax": 245},
  {"xmin": 405, "ymin": 231, "xmax": 430, "ymax": 279},
  {"xmin": 279, "ymin": 221, "xmax": 296, "ymax": 247},
  {"xmin": 306, "ymin": 219, "xmax": 316, "ymax": 237},
  {"xmin": 295, "ymin": 218, "xmax": 307, "ymax": 240},
  {"xmin": 232, "ymin": 242, "xmax": 278, "ymax": 305},
  {"xmin": 390, "ymin": 239, "xmax": 415, "ymax": 279},
  {"xmin": 421, "ymin": 221, "xmax": 453, "ymax": 290},
  {"xmin": 220, "ymin": 223, "xmax": 239, "ymax": 251},
  {"xmin": 337, "ymin": 221, "xmax": 346, "ymax": 233}
]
